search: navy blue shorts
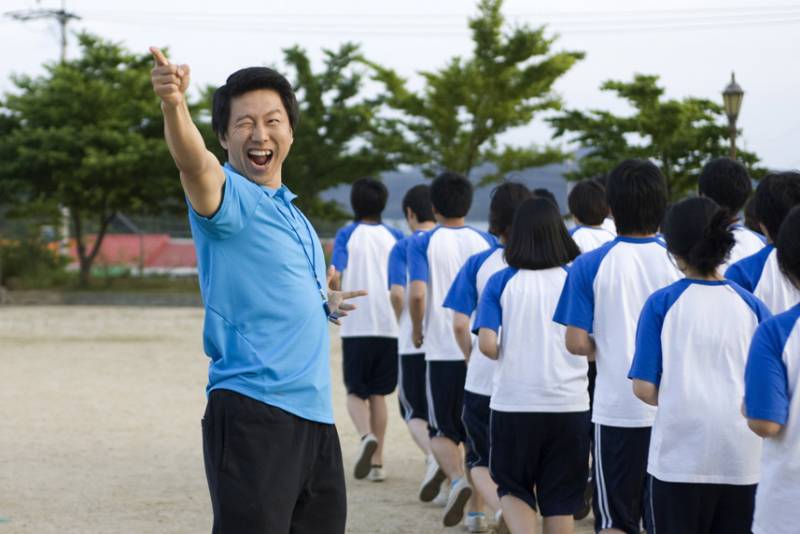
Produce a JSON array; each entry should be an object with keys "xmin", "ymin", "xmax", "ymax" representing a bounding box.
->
[
  {"xmin": 649, "ymin": 476, "xmax": 756, "ymax": 534},
  {"xmin": 426, "ymin": 360, "xmax": 467, "ymax": 444},
  {"xmin": 490, "ymin": 410, "xmax": 590, "ymax": 516},
  {"xmin": 462, "ymin": 390, "xmax": 491, "ymax": 469},
  {"xmin": 342, "ymin": 337, "xmax": 398, "ymax": 400},
  {"xmin": 398, "ymin": 353, "xmax": 427, "ymax": 421},
  {"xmin": 593, "ymin": 424, "xmax": 652, "ymax": 534}
]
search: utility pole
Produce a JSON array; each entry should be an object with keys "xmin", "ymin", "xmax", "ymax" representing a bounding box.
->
[{"xmin": 5, "ymin": 1, "xmax": 80, "ymax": 256}]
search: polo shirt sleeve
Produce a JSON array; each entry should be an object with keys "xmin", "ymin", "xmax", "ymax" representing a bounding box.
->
[
  {"xmin": 387, "ymin": 240, "xmax": 407, "ymax": 289},
  {"xmin": 552, "ymin": 253, "xmax": 596, "ymax": 333},
  {"xmin": 629, "ymin": 292, "xmax": 666, "ymax": 386},
  {"xmin": 187, "ymin": 166, "xmax": 262, "ymax": 240},
  {"xmin": 745, "ymin": 318, "xmax": 791, "ymax": 425},
  {"xmin": 443, "ymin": 254, "xmax": 481, "ymax": 316},
  {"xmin": 408, "ymin": 233, "xmax": 430, "ymax": 283},
  {"xmin": 473, "ymin": 269, "xmax": 506, "ymax": 334},
  {"xmin": 331, "ymin": 223, "xmax": 357, "ymax": 272}
]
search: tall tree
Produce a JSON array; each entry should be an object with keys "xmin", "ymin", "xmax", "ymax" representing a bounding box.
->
[
  {"xmin": 365, "ymin": 0, "xmax": 583, "ymax": 181},
  {"xmin": 0, "ymin": 33, "xmax": 185, "ymax": 286},
  {"xmin": 549, "ymin": 74, "xmax": 762, "ymax": 199}
]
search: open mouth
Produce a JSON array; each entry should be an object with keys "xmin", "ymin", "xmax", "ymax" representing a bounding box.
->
[{"xmin": 247, "ymin": 149, "xmax": 274, "ymax": 168}]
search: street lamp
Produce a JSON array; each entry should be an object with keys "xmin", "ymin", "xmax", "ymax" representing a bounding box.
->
[{"xmin": 722, "ymin": 72, "xmax": 744, "ymax": 159}]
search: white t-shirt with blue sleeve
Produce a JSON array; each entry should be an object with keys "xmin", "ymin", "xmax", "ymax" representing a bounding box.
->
[
  {"xmin": 408, "ymin": 226, "xmax": 495, "ymax": 361},
  {"xmin": 332, "ymin": 221, "xmax": 403, "ymax": 338},
  {"xmin": 722, "ymin": 224, "xmax": 766, "ymax": 273},
  {"xmin": 553, "ymin": 236, "xmax": 682, "ymax": 427},
  {"xmin": 388, "ymin": 232, "xmax": 426, "ymax": 356},
  {"xmin": 629, "ymin": 279, "xmax": 770, "ymax": 484},
  {"xmin": 475, "ymin": 266, "xmax": 589, "ymax": 412},
  {"xmin": 745, "ymin": 303, "xmax": 800, "ymax": 534},
  {"xmin": 443, "ymin": 246, "xmax": 506, "ymax": 396},
  {"xmin": 726, "ymin": 245, "xmax": 800, "ymax": 315},
  {"xmin": 569, "ymin": 225, "xmax": 616, "ymax": 254}
]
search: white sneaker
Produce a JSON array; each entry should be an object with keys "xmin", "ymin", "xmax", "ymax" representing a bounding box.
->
[
  {"xmin": 493, "ymin": 510, "xmax": 510, "ymax": 534},
  {"xmin": 432, "ymin": 481, "xmax": 449, "ymax": 507},
  {"xmin": 419, "ymin": 456, "xmax": 446, "ymax": 502},
  {"xmin": 366, "ymin": 465, "xmax": 386, "ymax": 482},
  {"xmin": 353, "ymin": 434, "xmax": 378, "ymax": 480},
  {"xmin": 443, "ymin": 478, "xmax": 472, "ymax": 527},
  {"xmin": 465, "ymin": 512, "xmax": 489, "ymax": 533}
]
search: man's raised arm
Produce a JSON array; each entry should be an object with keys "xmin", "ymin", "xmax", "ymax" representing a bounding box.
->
[{"xmin": 149, "ymin": 47, "xmax": 224, "ymax": 217}]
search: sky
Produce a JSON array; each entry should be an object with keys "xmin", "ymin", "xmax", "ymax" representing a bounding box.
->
[{"xmin": 1, "ymin": 0, "xmax": 799, "ymax": 169}]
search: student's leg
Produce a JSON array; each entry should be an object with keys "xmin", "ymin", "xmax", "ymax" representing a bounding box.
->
[
  {"xmin": 542, "ymin": 515, "xmax": 573, "ymax": 534},
  {"xmin": 368, "ymin": 394, "xmax": 387, "ymax": 464},
  {"xmin": 430, "ymin": 436, "xmax": 464, "ymax": 479},
  {"xmin": 346, "ymin": 395, "xmax": 371, "ymax": 436},
  {"xmin": 342, "ymin": 338, "xmax": 372, "ymax": 437},
  {"xmin": 710, "ymin": 483, "xmax": 756, "ymax": 534},
  {"xmin": 407, "ymin": 418, "xmax": 431, "ymax": 454},
  {"xmin": 426, "ymin": 360, "xmax": 468, "ymax": 481},
  {"xmin": 470, "ymin": 467, "xmax": 500, "ymax": 511},
  {"xmin": 463, "ymin": 391, "xmax": 500, "ymax": 512},
  {"xmin": 500, "ymin": 495, "xmax": 538, "ymax": 534},
  {"xmin": 398, "ymin": 353, "xmax": 432, "ymax": 455}
]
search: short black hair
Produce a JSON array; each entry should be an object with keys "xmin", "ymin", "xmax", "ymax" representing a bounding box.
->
[
  {"xmin": 505, "ymin": 197, "xmax": 580, "ymax": 270},
  {"xmin": 753, "ymin": 171, "xmax": 800, "ymax": 241},
  {"xmin": 350, "ymin": 177, "xmax": 388, "ymax": 220},
  {"xmin": 568, "ymin": 180, "xmax": 609, "ymax": 226},
  {"xmin": 662, "ymin": 197, "xmax": 734, "ymax": 276},
  {"xmin": 777, "ymin": 206, "xmax": 800, "ymax": 289},
  {"xmin": 698, "ymin": 157, "xmax": 752, "ymax": 214},
  {"xmin": 606, "ymin": 159, "xmax": 668, "ymax": 235},
  {"xmin": 489, "ymin": 182, "xmax": 531, "ymax": 238},
  {"xmin": 212, "ymin": 67, "xmax": 300, "ymax": 139},
  {"xmin": 533, "ymin": 188, "xmax": 559, "ymax": 210},
  {"xmin": 743, "ymin": 196, "xmax": 762, "ymax": 236},
  {"xmin": 430, "ymin": 171, "xmax": 473, "ymax": 218},
  {"xmin": 402, "ymin": 184, "xmax": 435, "ymax": 223}
]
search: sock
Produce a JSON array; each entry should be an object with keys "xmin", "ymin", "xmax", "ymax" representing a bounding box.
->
[{"xmin": 467, "ymin": 511, "xmax": 485, "ymax": 518}]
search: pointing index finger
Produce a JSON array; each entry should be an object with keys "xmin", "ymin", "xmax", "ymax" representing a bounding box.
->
[{"xmin": 149, "ymin": 46, "xmax": 170, "ymax": 67}]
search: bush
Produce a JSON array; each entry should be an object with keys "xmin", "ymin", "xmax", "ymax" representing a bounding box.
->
[{"xmin": 0, "ymin": 238, "xmax": 70, "ymax": 289}]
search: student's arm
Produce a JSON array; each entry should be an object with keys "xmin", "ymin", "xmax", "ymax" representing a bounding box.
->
[
  {"xmin": 747, "ymin": 418, "xmax": 783, "ymax": 438},
  {"xmin": 453, "ymin": 312, "xmax": 473, "ymax": 361},
  {"xmin": 478, "ymin": 328, "xmax": 499, "ymax": 360},
  {"xmin": 149, "ymin": 47, "xmax": 224, "ymax": 217},
  {"xmin": 744, "ymin": 317, "xmax": 790, "ymax": 439},
  {"xmin": 390, "ymin": 285, "xmax": 404, "ymax": 321},
  {"xmin": 632, "ymin": 379, "xmax": 659, "ymax": 406},
  {"xmin": 565, "ymin": 327, "xmax": 596, "ymax": 360},
  {"xmin": 409, "ymin": 280, "xmax": 426, "ymax": 348}
]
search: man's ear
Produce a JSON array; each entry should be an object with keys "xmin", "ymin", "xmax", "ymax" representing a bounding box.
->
[{"xmin": 218, "ymin": 134, "xmax": 228, "ymax": 151}]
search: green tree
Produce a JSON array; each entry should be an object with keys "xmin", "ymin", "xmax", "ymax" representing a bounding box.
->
[
  {"xmin": 365, "ymin": 0, "xmax": 583, "ymax": 182},
  {"xmin": 549, "ymin": 74, "xmax": 761, "ymax": 199},
  {"xmin": 0, "ymin": 33, "xmax": 186, "ymax": 286}
]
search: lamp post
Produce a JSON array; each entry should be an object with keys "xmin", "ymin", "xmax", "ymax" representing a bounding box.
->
[{"xmin": 722, "ymin": 72, "xmax": 744, "ymax": 160}]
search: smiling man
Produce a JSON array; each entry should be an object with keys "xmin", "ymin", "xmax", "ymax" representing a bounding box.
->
[{"xmin": 149, "ymin": 47, "xmax": 362, "ymax": 534}]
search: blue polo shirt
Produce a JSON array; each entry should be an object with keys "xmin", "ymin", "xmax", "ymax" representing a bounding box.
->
[{"xmin": 188, "ymin": 163, "xmax": 333, "ymax": 424}]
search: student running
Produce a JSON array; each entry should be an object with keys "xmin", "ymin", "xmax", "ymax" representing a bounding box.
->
[
  {"xmin": 331, "ymin": 177, "xmax": 403, "ymax": 482},
  {"xmin": 443, "ymin": 182, "xmax": 531, "ymax": 533},
  {"xmin": 726, "ymin": 171, "xmax": 800, "ymax": 314},
  {"xmin": 408, "ymin": 171, "xmax": 495, "ymax": 527},
  {"xmin": 697, "ymin": 157, "xmax": 764, "ymax": 271},
  {"xmin": 386, "ymin": 185, "xmax": 445, "ymax": 501},
  {"xmin": 568, "ymin": 180, "xmax": 616, "ymax": 253},
  {"xmin": 629, "ymin": 197, "xmax": 770, "ymax": 534},
  {"xmin": 744, "ymin": 205, "xmax": 800, "ymax": 534},
  {"xmin": 554, "ymin": 159, "xmax": 681, "ymax": 534},
  {"xmin": 475, "ymin": 197, "xmax": 589, "ymax": 534}
]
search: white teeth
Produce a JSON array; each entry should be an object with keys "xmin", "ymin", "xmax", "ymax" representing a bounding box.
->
[{"xmin": 247, "ymin": 149, "xmax": 274, "ymax": 156}]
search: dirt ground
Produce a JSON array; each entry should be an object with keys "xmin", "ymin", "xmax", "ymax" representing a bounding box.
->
[{"xmin": 0, "ymin": 306, "xmax": 593, "ymax": 534}]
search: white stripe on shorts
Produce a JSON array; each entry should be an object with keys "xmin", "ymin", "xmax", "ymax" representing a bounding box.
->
[
  {"xmin": 594, "ymin": 424, "xmax": 613, "ymax": 530},
  {"xmin": 397, "ymin": 358, "xmax": 413, "ymax": 422},
  {"xmin": 425, "ymin": 362, "xmax": 439, "ymax": 432}
]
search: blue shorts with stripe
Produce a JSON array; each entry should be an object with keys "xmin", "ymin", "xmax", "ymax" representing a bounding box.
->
[{"xmin": 398, "ymin": 353, "xmax": 427, "ymax": 422}]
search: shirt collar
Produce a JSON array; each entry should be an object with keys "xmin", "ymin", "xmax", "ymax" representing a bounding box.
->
[{"xmin": 224, "ymin": 162, "xmax": 298, "ymax": 202}]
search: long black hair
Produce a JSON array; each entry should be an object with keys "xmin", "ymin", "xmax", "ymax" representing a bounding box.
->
[
  {"xmin": 662, "ymin": 197, "xmax": 734, "ymax": 276},
  {"xmin": 505, "ymin": 197, "xmax": 580, "ymax": 270},
  {"xmin": 777, "ymin": 206, "xmax": 800, "ymax": 290}
]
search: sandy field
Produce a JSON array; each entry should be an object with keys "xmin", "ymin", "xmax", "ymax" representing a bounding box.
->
[{"xmin": 0, "ymin": 306, "xmax": 593, "ymax": 534}]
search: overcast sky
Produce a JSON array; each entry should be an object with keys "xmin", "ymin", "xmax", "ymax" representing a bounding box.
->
[{"xmin": 2, "ymin": 0, "xmax": 799, "ymax": 169}]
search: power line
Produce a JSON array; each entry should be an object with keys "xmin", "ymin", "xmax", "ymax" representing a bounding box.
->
[{"xmin": 5, "ymin": 1, "xmax": 80, "ymax": 63}]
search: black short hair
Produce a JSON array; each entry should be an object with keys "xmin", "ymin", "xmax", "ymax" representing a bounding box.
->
[
  {"xmin": 505, "ymin": 197, "xmax": 580, "ymax": 270},
  {"xmin": 489, "ymin": 182, "xmax": 531, "ymax": 238},
  {"xmin": 212, "ymin": 67, "xmax": 300, "ymax": 139},
  {"xmin": 430, "ymin": 171, "xmax": 473, "ymax": 218},
  {"xmin": 606, "ymin": 159, "xmax": 668, "ymax": 235},
  {"xmin": 568, "ymin": 180, "xmax": 609, "ymax": 226},
  {"xmin": 662, "ymin": 197, "xmax": 734, "ymax": 276},
  {"xmin": 698, "ymin": 157, "xmax": 752, "ymax": 214},
  {"xmin": 777, "ymin": 206, "xmax": 800, "ymax": 289},
  {"xmin": 533, "ymin": 188, "xmax": 559, "ymax": 210},
  {"xmin": 743, "ymin": 196, "xmax": 762, "ymax": 236},
  {"xmin": 402, "ymin": 185, "xmax": 435, "ymax": 223},
  {"xmin": 350, "ymin": 177, "xmax": 388, "ymax": 220},
  {"xmin": 753, "ymin": 171, "xmax": 800, "ymax": 241}
]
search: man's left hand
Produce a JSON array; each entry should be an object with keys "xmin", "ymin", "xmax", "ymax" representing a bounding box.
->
[{"xmin": 326, "ymin": 266, "xmax": 367, "ymax": 325}]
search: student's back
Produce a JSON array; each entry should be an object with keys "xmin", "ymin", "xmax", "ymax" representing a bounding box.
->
[
  {"xmin": 569, "ymin": 226, "xmax": 615, "ymax": 254},
  {"xmin": 725, "ymin": 224, "xmax": 765, "ymax": 270}
]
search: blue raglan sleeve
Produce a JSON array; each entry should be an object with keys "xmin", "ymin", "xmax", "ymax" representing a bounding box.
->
[
  {"xmin": 745, "ymin": 318, "xmax": 791, "ymax": 425},
  {"xmin": 443, "ymin": 255, "xmax": 481, "ymax": 316},
  {"xmin": 331, "ymin": 224, "xmax": 355, "ymax": 272},
  {"xmin": 408, "ymin": 233, "xmax": 430, "ymax": 283},
  {"xmin": 473, "ymin": 270, "xmax": 506, "ymax": 334},
  {"xmin": 552, "ymin": 254, "xmax": 596, "ymax": 333},
  {"xmin": 387, "ymin": 240, "xmax": 408, "ymax": 289},
  {"xmin": 629, "ymin": 293, "xmax": 666, "ymax": 386},
  {"xmin": 187, "ymin": 166, "xmax": 261, "ymax": 240}
]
